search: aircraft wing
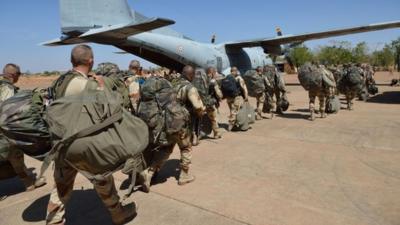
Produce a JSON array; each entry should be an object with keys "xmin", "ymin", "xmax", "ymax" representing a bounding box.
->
[
  {"xmin": 225, "ymin": 21, "xmax": 400, "ymax": 49},
  {"xmin": 42, "ymin": 17, "xmax": 175, "ymax": 46}
]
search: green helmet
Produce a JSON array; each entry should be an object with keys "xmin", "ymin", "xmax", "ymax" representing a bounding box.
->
[{"xmin": 95, "ymin": 62, "xmax": 120, "ymax": 77}]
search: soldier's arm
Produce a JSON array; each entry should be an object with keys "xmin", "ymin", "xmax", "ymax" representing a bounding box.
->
[
  {"xmin": 0, "ymin": 85, "xmax": 15, "ymax": 101},
  {"xmin": 238, "ymin": 77, "xmax": 249, "ymax": 100},
  {"xmin": 211, "ymin": 79, "xmax": 223, "ymax": 100},
  {"xmin": 187, "ymin": 87, "xmax": 206, "ymax": 116}
]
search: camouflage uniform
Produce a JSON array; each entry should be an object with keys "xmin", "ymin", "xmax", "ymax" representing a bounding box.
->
[
  {"xmin": 227, "ymin": 75, "xmax": 248, "ymax": 127},
  {"xmin": 208, "ymin": 78, "xmax": 223, "ymax": 138},
  {"xmin": 309, "ymin": 67, "xmax": 336, "ymax": 120},
  {"xmin": 140, "ymin": 78, "xmax": 205, "ymax": 190},
  {"xmin": 46, "ymin": 70, "xmax": 128, "ymax": 225},
  {"xmin": 0, "ymin": 77, "xmax": 44, "ymax": 191},
  {"xmin": 263, "ymin": 66, "xmax": 287, "ymax": 115}
]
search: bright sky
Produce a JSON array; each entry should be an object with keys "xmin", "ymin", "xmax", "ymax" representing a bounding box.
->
[{"xmin": 0, "ymin": 0, "xmax": 399, "ymax": 73}]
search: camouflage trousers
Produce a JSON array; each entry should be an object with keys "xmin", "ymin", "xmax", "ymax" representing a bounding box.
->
[
  {"xmin": 265, "ymin": 89, "xmax": 282, "ymax": 113},
  {"xmin": 255, "ymin": 92, "xmax": 265, "ymax": 116},
  {"xmin": 227, "ymin": 96, "xmax": 244, "ymax": 125},
  {"xmin": 206, "ymin": 106, "xmax": 219, "ymax": 135},
  {"xmin": 309, "ymin": 89, "xmax": 327, "ymax": 113},
  {"xmin": 46, "ymin": 158, "xmax": 120, "ymax": 225},
  {"xmin": 0, "ymin": 135, "xmax": 33, "ymax": 187},
  {"xmin": 147, "ymin": 131, "xmax": 192, "ymax": 172},
  {"xmin": 345, "ymin": 90, "xmax": 358, "ymax": 110}
]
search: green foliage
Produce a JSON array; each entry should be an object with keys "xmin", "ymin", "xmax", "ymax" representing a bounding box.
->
[
  {"xmin": 352, "ymin": 42, "xmax": 370, "ymax": 63},
  {"xmin": 288, "ymin": 45, "xmax": 314, "ymax": 68},
  {"xmin": 316, "ymin": 41, "xmax": 353, "ymax": 65},
  {"xmin": 371, "ymin": 45, "xmax": 395, "ymax": 69}
]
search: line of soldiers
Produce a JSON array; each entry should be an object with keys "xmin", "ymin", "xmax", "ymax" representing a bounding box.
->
[{"xmin": 0, "ymin": 45, "xmax": 287, "ymax": 224}]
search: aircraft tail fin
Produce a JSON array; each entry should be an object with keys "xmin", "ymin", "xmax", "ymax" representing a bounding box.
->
[{"xmin": 60, "ymin": 0, "xmax": 133, "ymax": 35}]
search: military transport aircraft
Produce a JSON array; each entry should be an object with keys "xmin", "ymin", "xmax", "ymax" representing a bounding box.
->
[{"xmin": 44, "ymin": 0, "xmax": 400, "ymax": 74}]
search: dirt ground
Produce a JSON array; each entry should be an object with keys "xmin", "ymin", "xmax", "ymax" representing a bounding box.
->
[{"xmin": 1, "ymin": 71, "xmax": 400, "ymax": 225}]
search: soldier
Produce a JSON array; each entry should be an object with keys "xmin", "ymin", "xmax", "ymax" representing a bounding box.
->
[
  {"xmin": 226, "ymin": 67, "xmax": 248, "ymax": 131},
  {"xmin": 254, "ymin": 66, "xmax": 267, "ymax": 120},
  {"xmin": 309, "ymin": 65, "xmax": 335, "ymax": 120},
  {"xmin": 46, "ymin": 45, "xmax": 136, "ymax": 225},
  {"xmin": 125, "ymin": 60, "xmax": 143, "ymax": 110},
  {"xmin": 263, "ymin": 65, "xmax": 288, "ymax": 117},
  {"xmin": 139, "ymin": 65, "xmax": 205, "ymax": 192},
  {"xmin": 0, "ymin": 64, "xmax": 46, "ymax": 192},
  {"xmin": 206, "ymin": 67, "xmax": 223, "ymax": 139}
]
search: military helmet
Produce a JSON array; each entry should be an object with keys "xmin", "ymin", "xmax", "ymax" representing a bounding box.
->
[{"xmin": 95, "ymin": 62, "xmax": 120, "ymax": 77}]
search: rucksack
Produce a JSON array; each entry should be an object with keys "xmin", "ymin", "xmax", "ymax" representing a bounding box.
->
[
  {"xmin": 298, "ymin": 63, "xmax": 323, "ymax": 91},
  {"xmin": 326, "ymin": 95, "xmax": 341, "ymax": 114},
  {"xmin": 42, "ymin": 87, "xmax": 149, "ymax": 194},
  {"xmin": 277, "ymin": 94, "xmax": 290, "ymax": 112},
  {"xmin": 242, "ymin": 70, "xmax": 265, "ymax": 97},
  {"xmin": 103, "ymin": 75, "xmax": 133, "ymax": 110},
  {"xmin": 192, "ymin": 71, "xmax": 216, "ymax": 108},
  {"xmin": 138, "ymin": 77, "xmax": 190, "ymax": 146},
  {"xmin": 221, "ymin": 75, "xmax": 241, "ymax": 98},
  {"xmin": 345, "ymin": 66, "xmax": 364, "ymax": 86},
  {"xmin": 0, "ymin": 90, "xmax": 51, "ymax": 157}
]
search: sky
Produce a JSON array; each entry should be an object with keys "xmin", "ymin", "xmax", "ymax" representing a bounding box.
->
[{"xmin": 0, "ymin": 0, "xmax": 399, "ymax": 73}]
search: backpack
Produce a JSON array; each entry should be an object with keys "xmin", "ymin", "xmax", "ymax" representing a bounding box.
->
[
  {"xmin": 42, "ymin": 87, "xmax": 149, "ymax": 195},
  {"xmin": 345, "ymin": 66, "xmax": 364, "ymax": 86},
  {"xmin": 277, "ymin": 94, "xmax": 290, "ymax": 112},
  {"xmin": 326, "ymin": 95, "xmax": 341, "ymax": 114},
  {"xmin": 221, "ymin": 75, "xmax": 241, "ymax": 98},
  {"xmin": 138, "ymin": 77, "xmax": 190, "ymax": 146},
  {"xmin": 103, "ymin": 75, "xmax": 133, "ymax": 110},
  {"xmin": 298, "ymin": 63, "xmax": 323, "ymax": 91},
  {"xmin": 242, "ymin": 70, "xmax": 265, "ymax": 97},
  {"xmin": 192, "ymin": 71, "xmax": 216, "ymax": 108},
  {"xmin": 0, "ymin": 161, "xmax": 17, "ymax": 180},
  {"xmin": 0, "ymin": 90, "xmax": 51, "ymax": 157}
]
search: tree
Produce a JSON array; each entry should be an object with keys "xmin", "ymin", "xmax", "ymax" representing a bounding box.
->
[
  {"xmin": 391, "ymin": 37, "xmax": 400, "ymax": 71},
  {"xmin": 288, "ymin": 45, "xmax": 314, "ymax": 68},
  {"xmin": 371, "ymin": 44, "xmax": 395, "ymax": 69},
  {"xmin": 316, "ymin": 41, "xmax": 353, "ymax": 65},
  {"xmin": 352, "ymin": 42, "xmax": 369, "ymax": 63}
]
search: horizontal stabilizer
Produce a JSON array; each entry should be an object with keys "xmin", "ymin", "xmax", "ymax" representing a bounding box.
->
[
  {"xmin": 225, "ymin": 20, "xmax": 400, "ymax": 49},
  {"xmin": 42, "ymin": 17, "xmax": 175, "ymax": 46}
]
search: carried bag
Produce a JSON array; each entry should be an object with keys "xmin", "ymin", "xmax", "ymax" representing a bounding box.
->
[
  {"xmin": 326, "ymin": 95, "xmax": 341, "ymax": 114},
  {"xmin": 0, "ymin": 90, "xmax": 51, "ymax": 157},
  {"xmin": 242, "ymin": 70, "xmax": 265, "ymax": 97},
  {"xmin": 192, "ymin": 71, "xmax": 216, "ymax": 108},
  {"xmin": 277, "ymin": 94, "xmax": 290, "ymax": 112},
  {"xmin": 103, "ymin": 75, "xmax": 133, "ymax": 110},
  {"xmin": 43, "ymin": 87, "xmax": 149, "ymax": 189},
  {"xmin": 235, "ymin": 102, "xmax": 255, "ymax": 131},
  {"xmin": 221, "ymin": 75, "xmax": 241, "ymax": 98}
]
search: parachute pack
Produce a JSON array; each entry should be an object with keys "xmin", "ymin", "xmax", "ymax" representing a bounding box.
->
[
  {"xmin": 242, "ymin": 70, "xmax": 265, "ymax": 97},
  {"xmin": 0, "ymin": 89, "xmax": 51, "ymax": 158},
  {"xmin": 138, "ymin": 77, "xmax": 190, "ymax": 146},
  {"xmin": 298, "ymin": 63, "xmax": 336, "ymax": 91}
]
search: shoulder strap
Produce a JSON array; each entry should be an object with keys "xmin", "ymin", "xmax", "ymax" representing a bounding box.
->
[{"xmin": 52, "ymin": 71, "xmax": 81, "ymax": 100}]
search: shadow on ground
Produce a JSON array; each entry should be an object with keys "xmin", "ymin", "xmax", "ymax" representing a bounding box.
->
[
  {"xmin": 0, "ymin": 168, "xmax": 36, "ymax": 198},
  {"xmin": 367, "ymin": 91, "xmax": 400, "ymax": 104},
  {"xmin": 23, "ymin": 190, "xmax": 116, "ymax": 225},
  {"xmin": 151, "ymin": 159, "xmax": 180, "ymax": 187}
]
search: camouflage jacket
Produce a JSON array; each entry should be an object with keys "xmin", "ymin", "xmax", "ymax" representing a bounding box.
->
[
  {"xmin": 0, "ymin": 77, "xmax": 18, "ymax": 102},
  {"xmin": 175, "ymin": 78, "xmax": 205, "ymax": 116}
]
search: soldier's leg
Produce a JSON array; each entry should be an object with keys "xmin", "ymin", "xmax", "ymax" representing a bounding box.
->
[
  {"xmin": 46, "ymin": 162, "xmax": 77, "ymax": 225},
  {"xmin": 309, "ymin": 92, "xmax": 316, "ymax": 121},
  {"xmin": 255, "ymin": 92, "xmax": 265, "ymax": 120},
  {"xmin": 346, "ymin": 93, "xmax": 353, "ymax": 110},
  {"xmin": 177, "ymin": 132, "xmax": 195, "ymax": 185},
  {"xmin": 207, "ymin": 107, "xmax": 221, "ymax": 139},
  {"xmin": 7, "ymin": 148, "xmax": 35, "ymax": 191},
  {"xmin": 94, "ymin": 176, "xmax": 136, "ymax": 225},
  {"xmin": 275, "ymin": 89, "xmax": 282, "ymax": 114},
  {"xmin": 318, "ymin": 93, "xmax": 327, "ymax": 118}
]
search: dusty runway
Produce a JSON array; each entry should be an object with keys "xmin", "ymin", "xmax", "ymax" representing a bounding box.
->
[{"xmin": 1, "ymin": 72, "xmax": 399, "ymax": 225}]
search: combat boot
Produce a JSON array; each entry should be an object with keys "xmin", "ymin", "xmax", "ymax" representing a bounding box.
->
[
  {"xmin": 192, "ymin": 132, "xmax": 199, "ymax": 146},
  {"xmin": 213, "ymin": 129, "xmax": 222, "ymax": 139},
  {"xmin": 139, "ymin": 168, "xmax": 154, "ymax": 193},
  {"xmin": 321, "ymin": 112, "xmax": 327, "ymax": 118},
  {"xmin": 227, "ymin": 123, "xmax": 234, "ymax": 132},
  {"xmin": 310, "ymin": 111, "xmax": 316, "ymax": 121},
  {"xmin": 255, "ymin": 114, "xmax": 262, "ymax": 120},
  {"xmin": 178, "ymin": 169, "xmax": 195, "ymax": 186},
  {"xmin": 110, "ymin": 202, "xmax": 137, "ymax": 225}
]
